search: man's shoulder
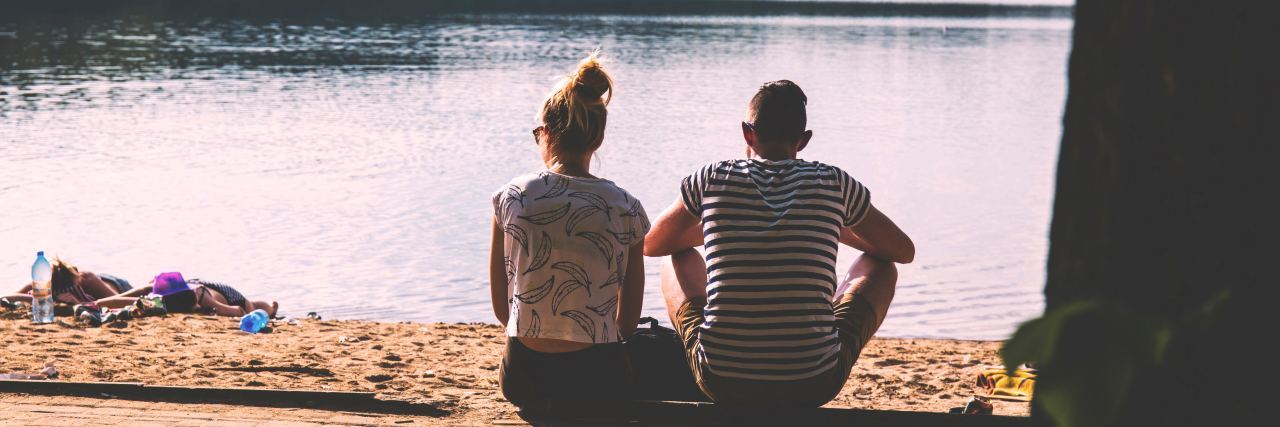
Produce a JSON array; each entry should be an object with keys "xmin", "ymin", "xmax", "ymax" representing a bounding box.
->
[
  {"xmin": 800, "ymin": 159, "xmax": 841, "ymax": 172},
  {"xmin": 797, "ymin": 160, "xmax": 852, "ymax": 180},
  {"xmin": 697, "ymin": 159, "xmax": 744, "ymax": 172},
  {"xmin": 681, "ymin": 160, "xmax": 743, "ymax": 183},
  {"xmin": 690, "ymin": 159, "xmax": 854, "ymax": 179}
]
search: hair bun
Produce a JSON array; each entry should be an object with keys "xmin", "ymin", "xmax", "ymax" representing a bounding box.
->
[
  {"xmin": 537, "ymin": 52, "xmax": 613, "ymax": 156},
  {"xmin": 571, "ymin": 54, "xmax": 612, "ymax": 104}
]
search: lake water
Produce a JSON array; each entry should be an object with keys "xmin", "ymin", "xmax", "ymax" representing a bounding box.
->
[{"xmin": 1, "ymin": 1, "xmax": 1072, "ymax": 339}]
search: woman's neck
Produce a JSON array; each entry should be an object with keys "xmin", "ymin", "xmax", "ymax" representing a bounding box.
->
[
  {"xmin": 550, "ymin": 164, "xmax": 593, "ymax": 178},
  {"xmin": 547, "ymin": 154, "xmax": 594, "ymax": 178}
]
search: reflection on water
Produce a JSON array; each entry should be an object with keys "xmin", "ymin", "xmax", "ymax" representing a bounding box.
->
[{"xmin": 1, "ymin": 2, "xmax": 1070, "ymax": 339}]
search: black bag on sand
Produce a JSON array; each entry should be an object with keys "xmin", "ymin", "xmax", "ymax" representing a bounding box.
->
[{"xmin": 624, "ymin": 317, "xmax": 709, "ymax": 402}]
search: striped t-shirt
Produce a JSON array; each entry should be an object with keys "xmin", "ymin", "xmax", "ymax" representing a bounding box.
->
[{"xmin": 681, "ymin": 158, "xmax": 871, "ymax": 381}]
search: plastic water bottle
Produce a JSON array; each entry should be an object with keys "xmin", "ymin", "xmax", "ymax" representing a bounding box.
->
[
  {"xmin": 30, "ymin": 251, "xmax": 53, "ymax": 324},
  {"xmin": 239, "ymin": 309, "xmax": 269, "ymax": 333}
]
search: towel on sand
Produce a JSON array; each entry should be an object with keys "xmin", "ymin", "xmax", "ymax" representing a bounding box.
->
[{"xmin": 976, "ymin": 367, "xmax": 1036, "ymax": 401}]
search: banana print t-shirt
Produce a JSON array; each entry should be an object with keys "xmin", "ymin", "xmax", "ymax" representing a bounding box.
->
[{"xmin": 493, "ymin": 170, "xmax": 650, "ymax": 343}]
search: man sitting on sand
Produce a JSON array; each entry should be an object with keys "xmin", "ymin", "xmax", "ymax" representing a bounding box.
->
[{"xmin": 644, "ymin": 80, "xmax": 915, "ymax": 407}]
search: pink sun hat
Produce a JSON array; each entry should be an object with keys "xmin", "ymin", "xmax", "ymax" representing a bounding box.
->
[{"xmin": 152, "ymin": 272, "xmax": 190, "ymax": 296}]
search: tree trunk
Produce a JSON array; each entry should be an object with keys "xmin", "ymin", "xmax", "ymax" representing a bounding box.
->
[{"xmin": 1044, "ymin": 0, "xmax": 1275, "ymax": 424}]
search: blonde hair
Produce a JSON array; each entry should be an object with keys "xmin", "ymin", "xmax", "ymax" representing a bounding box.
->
[{"xmin": 538, "ymin": 52, "xmax": 614, "ymax": 167}]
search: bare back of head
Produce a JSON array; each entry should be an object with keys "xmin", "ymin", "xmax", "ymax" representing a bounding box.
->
[{"xmin": 746, "ymin": 80, "xmax": 808, "ymax": 145}]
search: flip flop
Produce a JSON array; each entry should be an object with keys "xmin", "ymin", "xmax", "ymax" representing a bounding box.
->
[{"xmin": 948, "ymin": 396, "xmax": 994, "ymax": 415}]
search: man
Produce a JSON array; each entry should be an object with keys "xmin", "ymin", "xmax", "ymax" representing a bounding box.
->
[{"xmin": 644, "ymin": 80, "xmax": 915, "ymax": 406}]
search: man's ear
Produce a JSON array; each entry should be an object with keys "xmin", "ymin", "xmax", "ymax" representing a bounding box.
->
[
  {"xmin": 742, "ymin": 122, "xmax": 758, "ymax": 151},
  {"xmin": 796, "ymin": 130, "xmax": 813, "ymax": 153}
]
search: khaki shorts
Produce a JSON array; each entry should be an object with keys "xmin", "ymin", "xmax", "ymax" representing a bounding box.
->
[{"xmin": 674, "ymin": 292, "xmax": 879, "ymax": 407}]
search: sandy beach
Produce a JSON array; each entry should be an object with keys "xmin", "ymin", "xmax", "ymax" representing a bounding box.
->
[{"xmin": 0, "ymin": 310, "xmax": 1028, "ymax": 423}]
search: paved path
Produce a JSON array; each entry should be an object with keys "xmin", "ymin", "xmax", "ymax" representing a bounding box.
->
[{"xmin": 0, "ymin": 393, "xmax": 489, "ymax": 426}]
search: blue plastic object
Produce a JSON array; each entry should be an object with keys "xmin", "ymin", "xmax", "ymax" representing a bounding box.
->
[{"xmin": 239, "ymin": 309, "xmax": 269, "ymax": 333}]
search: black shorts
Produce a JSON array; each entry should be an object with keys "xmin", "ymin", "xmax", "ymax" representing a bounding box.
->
[
  {"xmin": 99, "ymin": 274, "xmax": 132, "ymax": 293},
  {"xmin": 498, "ymin": 338, "xmax": 631, "ymax": 409}
]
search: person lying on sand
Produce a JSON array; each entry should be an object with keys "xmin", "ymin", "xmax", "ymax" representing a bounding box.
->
[
  {"xmin": 489, "ymin": 52, "xmax": 650, "ymax": 408},
  {"xmin": 644, "ymin": 80, "xmax": 915, "ymax": 407},
  {"xmin": 93, "ymin": 272, "xmax": 278, "ymax": 318},
  {"xmin": 3, "ymin": 257, "xmax": 133, "ymax": 306}
]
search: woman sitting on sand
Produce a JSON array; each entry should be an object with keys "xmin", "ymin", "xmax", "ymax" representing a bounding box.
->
[
  {"xmin": 490, "ymin": 52, "xmax": 649, "ymax": 407},
  {"xmin": 94, "ymin": 273, "xmax": 278, "ymax": 318},
  {"xmin": 3, "ymin": 257, "xmax": 133, "ymax": 306}
]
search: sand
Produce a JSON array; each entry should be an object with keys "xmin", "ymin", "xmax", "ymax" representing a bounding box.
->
[{"xmin": 0, "ymin": 310, "xmax": 1029, "ymax": 423}]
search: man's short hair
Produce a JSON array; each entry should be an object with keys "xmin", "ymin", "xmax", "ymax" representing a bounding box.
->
[{"xmin": 746, "ymin": 80, "xmax": 808, "ymax": 143}]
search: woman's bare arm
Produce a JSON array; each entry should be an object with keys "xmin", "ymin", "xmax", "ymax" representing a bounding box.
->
[
  {"xmin": 95, "ymin": 295, "xmax": 139, "ymax": 309},
  {"xmin": 616, "ymin": 241, "xmax": 646, "ymax": 337},
  {"xmin": 116, "ymin": 286, "xmax": 153, "ymax": 298},
  {"xmin": 489, "ymin": 218, "xmax": 510, "ymax": 327},
  {"xmin": 3, "ymin": 283, "xmax": 35, "ymax": 303},
  {"xmin": 643, "ymin": 200, "xmax": 703, "ymax": 257}
]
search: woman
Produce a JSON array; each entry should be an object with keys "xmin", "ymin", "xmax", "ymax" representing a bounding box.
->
[
  {"xmin": 94, "ymin": 273, "xmax": 278, "ymax": 318},
  {"xmin": 3, "ymin": 257, "xmax": 132, "ymax": 306},
  {"xmin": 491, "ymin": 52, "xmax": 649, "ymax": 407}
]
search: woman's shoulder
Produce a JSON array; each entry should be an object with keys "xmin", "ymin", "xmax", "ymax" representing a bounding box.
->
[
  {"xmin": 77, "ymin": 271, "xmax": 100, "ymax": 283},
  {"xmin": 582, "ymin": 179, "xmax": 639, "ymax": 205},
  {"xmin": 492, "ymin": 172, "xmax": 548, "ymax": 208},
  {"xmin": 496, "ymin": 172, "xmax": 546, "ymax": 192}
]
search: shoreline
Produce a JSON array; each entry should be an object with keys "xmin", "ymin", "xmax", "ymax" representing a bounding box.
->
[{"xmin": 0, "ymin": 312, "xmax": 1029, "ymax": 421}]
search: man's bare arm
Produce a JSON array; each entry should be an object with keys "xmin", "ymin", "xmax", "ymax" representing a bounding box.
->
[
  {"xmin": 845, "ymin": 204, "xmax": 915, "ymax": 264},
  {"xmin": 643, "ymin": 200, "xmax": 703, "ymax": 257}
]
